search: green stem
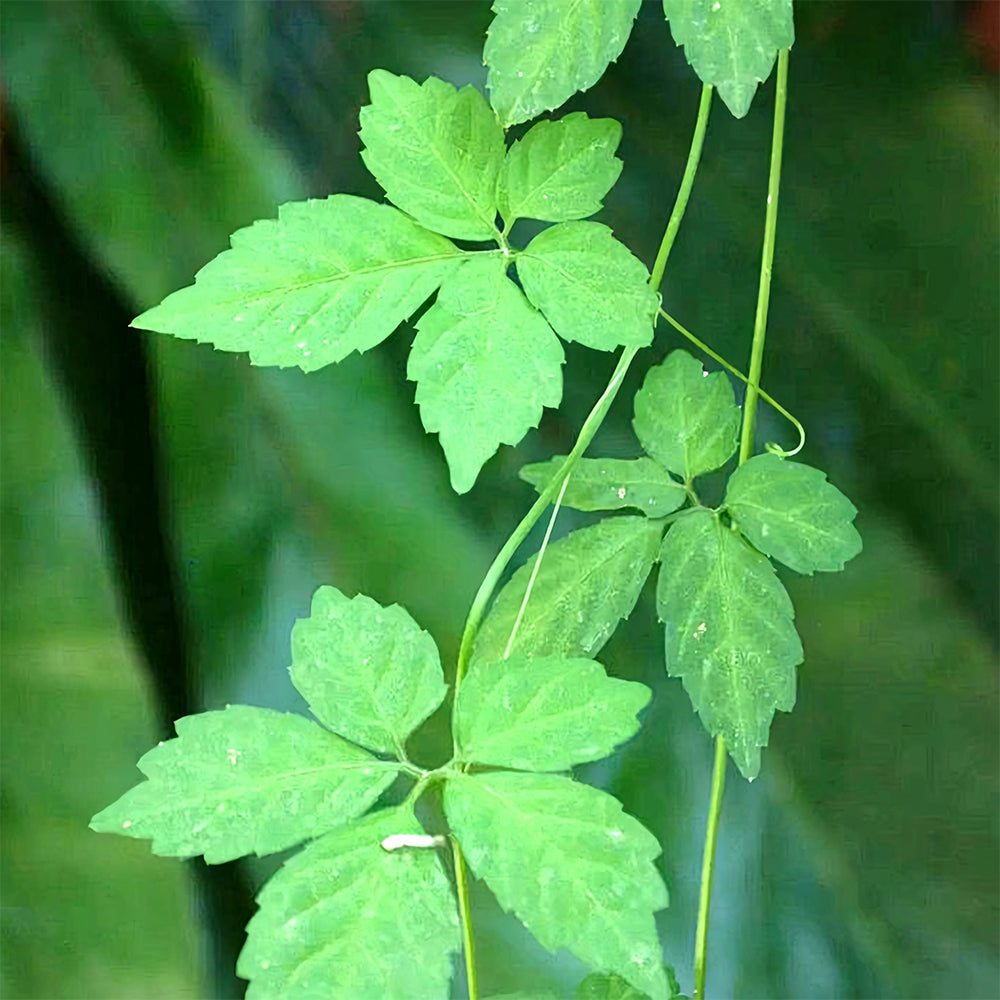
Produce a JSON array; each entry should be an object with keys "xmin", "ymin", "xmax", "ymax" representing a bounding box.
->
[
  {"xmin": 650, "ymin": 83, "xmax": 713, "ymax": 290},
  {"xmin": 738, "ymin": 48, "xmax": 789, "ymax": 466},
  {"xmin": 451, "ymin": 837, "xmax": 478, "ymax": 1000},
  {"xmin": 449, "ymin": 82, "xmax": 714, "ymax": 1000},
  {"xmin": 693, "ymin": 737, "xmax": 727, "ymax": 999},
  {"xmin": 694, "ymin": 48, "xmax": 790, "ymax": 1000}
]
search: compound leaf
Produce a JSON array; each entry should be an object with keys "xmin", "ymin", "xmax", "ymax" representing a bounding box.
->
[
  {"xmin": 473, "ymin": 516, "xmax": 664, "ymax": 665},
  {"xmin": 291, "ymin": 586, "xmax": 447, "ymax": 756},
  {"xmin": 455, "ymin": 654, "xmax": 651, "ymax": 771},
  {"xmin": 517, "ymin": 222, "xmax": 658, "ymax": 351},
  {"xmin": 632, "ymin": 349, "xmax": 739, "ymax": 480},
  {"xmin": 486, "ymin": 0, "xmax": 643, "ymax": 128},
  {"xmin": 662, "ymin": 0, "xmax": 795, "ymax": 119},
  {"xmin": 131, "ymin": 195, "xmax": 461, "ymax": 371},
  {"xmin": 498, "ymin": 113, "xmax": 623, "ymax": 224},
  {"xmin": 656, "ymin": 509, "xmax": 801, "ymax": 779},
  {"xmin": 408, "ymin": 254, "xmax": 564, "ymax": 493},
  {"xmin": 360, "ymin": 70, "xmax": 504, "ymax": 241},
  {"xmin": 725, "ymin": 453, "xmax": 863, "ymax": 574},
  {"xmin": 239, "ymin": 806, "xmax": 459, "ymax": 1000},
  {"xmin": 520, "ymin": 455, "xmax": 687, "ymax": 517},
  {"xmin": 445, "ymin": 771, "xmax": 669, "ymax": 1000},
  {"xmin": 89, "ymin": 705, "xmax": 398, "ymax": 864}
]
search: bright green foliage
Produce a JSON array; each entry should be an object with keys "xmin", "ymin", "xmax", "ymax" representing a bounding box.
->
[
  {"xmin": 520, "ymin": 455, "xmax": 687, "ymax": 517},
  {"xmin": 473, "ymin": 516, "xmax": 664, "ymax": 665},
  {"xmin": 238, "ymin": 806, "xmax": 460, "ymax": 1000},
  {"xmin": 89, "ymin": 705, "xmax": 398, "ymax": 863},
  {"xmin": 359, "ymin": 71, "xmax": 504, "ymax": 241},
  {"xmin": 131, "ymin": 195, "xmax": 461, "ymax": 372},
  {"xmin": 724, "ymin": 453, "xmax": 863, "ymax": 574},
  {"xmin": 290, "ymin": 585, "xmax": 447, "ymax": 756},
  {"xmin": 632, "ymin": 349, "xmax": 740, "ymax": 481},
  {"xmin": 516, "ymin": 222, "xmax": 659, "ymax": 351},
  {"xmin": 485, "ymin": 0, "xmax": 643, "ymax": 128},
  {"xmin": 656, "ymin": 509, "xmax": 801, "ymax": 779},
  {"xmin": 408, "ymin": 255, "xmax": 564, "ymax": 493},
  {"xmin": 498, "ymin": 113, "xmax": 624, "ymax": 224},
  {"xmin": 444, "ymin": 772, "xmax": 669, "ymax": 999},
  {"xmin": 662, "ymin": 0, "xmax": 795, "ymax": 118},
  {"xmin": 455, "ymin": 654, "xmax": 651, "ymax": 771}
]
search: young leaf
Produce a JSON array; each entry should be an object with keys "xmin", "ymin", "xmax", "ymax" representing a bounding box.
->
[
  {"xmin": 455, "ymin": 654, "xmax": 651, "ymax": 771},
  {"xmin": 408, "ymin": 254, "xmax": 564, "ymax": 494},
  {"xmin": 520, "ymin": 455, "xmax": 687, "ymax": 517},
  {"xmin": 662, "ymin": 0, "xmax": 795, "ymax": 119},
  {"xmin": 486, "ymin": 0, "xmax": 643, "ymax": 128},
  {"xmin": 516, "ymin": 222, "xmax": 658, "ymax": 351},
  {"xmin": 359, "ymin": 71, "xmax": 505, "ymax": 241},
  {"xmin": 291, "ymin": 586, "xmax": 447, "ymax": 756},
  {"xmin": 473, "ymin": 516, "xmax": 664, "ymax": 665},
  {"xmin": 498, "ymin": 113, "xmax": 624, "ymax": 225},
  {"xmin": 632, "ymin": 349, "xmax": 739, "ymax": 480},
  {"xmin": 238, "ymin": 806, "xmax": 460, "ymax": 1000},
  {"xmin": 131, "ymin": 195, "xmax": 461, "ymax": 371},
  {"xmin": 656, "ymin": 509, "xmax": 801, "ymax": 779},
  {"xmin": 724, "ymin": 453, "xmax": 863, "ymax": 574},
  {"xmin": 445, "ymin": 771, "xmax": 670, "ymax": 1000},
  {"xmin": 89, "ymin": 706, "xmax": 398, "ymax": 864}
]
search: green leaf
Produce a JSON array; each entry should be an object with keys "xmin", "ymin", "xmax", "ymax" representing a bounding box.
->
[
  {"xmin": 662, "ymin": 0, "xmax": 795, "ymax": 119},
  {"xmin": 576, "ymin": 971, "xmax": 651, "ymax": 999},
  {"xmin": 520, "ymin": 455, "xmax": 687, "ymax": 517},
  {"xmin": 359, "ymin": 70, "xmax": 505, "ymax": 241},
  {"xmin": 408, "ymin": 254, "xmax": 564, "ymax": 493},
  {"xmin": 486, "ymin": 0, "xmax": 643, "ymax": 128},
  {"xmin": 498, "ymin": 112, "xmax": 624, "ymax": 224},
  {"xmin": 455, "ymin": 654, "xmax": 651, "ymax": 770},
  {"xmin": 238, "ymin": 806, "xmax": 459, "ymax": 1000},
  {"xmin": 516, "ymin": 222, "xmax": 658, "ymax": 351},
  {"xmin": 725, "ymin": 453, "xmax": 863, "ymax": 574},
  {"xmin": 290, "ymin": 586, "xmax": 447, "ymax": 757},
  {"xmin": 445, "ymin": 771, "xmax": 669, "ymax": 999},
  {"xmin": 632, "ymin": 349, "xmax": 739, "ymax": 480},
  {"xmin": 131, "ymin": 195, "xmax": 461, "ymax": 372},
  {"xmin": 656, "ymin": 509, "xmax": 801, "ymax": 779},
  {"xmin": 473, "ymin": 516, "xmax": 664, "ymax": 665},
  {"xmin": 576, "ymin": 967, "xmax": 684, "ymax": 999},
  {"xmin": 89, "ymin": 706, "xmax": 397, "ymax": 864}
]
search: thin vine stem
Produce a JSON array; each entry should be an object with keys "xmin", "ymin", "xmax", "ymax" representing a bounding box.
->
[
  {"xmin": 693, "ymin": 736, "xmax": 727, "ymax": 999},
  {"xmin": 739, "ymin": 48, "xmax": 789, "ymax": 467},
  {"xmin": 693, "ymin": 48, "xmax": 789, "ymax": 1000},
  {"xmin": 503, "ymin": 475, "xmax": 570, "ymax": 659},
  {"xmin": 658, "ymin": 307, "xmax": 804, "ymax": 456},
  {"xmin": 451, "ymin": 836, "xmax": 478, "ymax": 1000},
  {"xmin": 450, "ymin": 82, "xmax": 714, "ymax": 1000}
]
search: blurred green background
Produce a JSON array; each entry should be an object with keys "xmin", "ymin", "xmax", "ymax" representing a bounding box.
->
[{"xmin": 1, "ymin": 2, "xmax": 997, "ymax": 998}]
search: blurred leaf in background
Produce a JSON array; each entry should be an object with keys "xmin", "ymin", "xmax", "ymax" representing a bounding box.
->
[{"xmin": 1, "ymin": 1, "xmax": 996, "ymax": 999}]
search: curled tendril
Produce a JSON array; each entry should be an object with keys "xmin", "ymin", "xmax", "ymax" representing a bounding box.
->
[{"xmin": 658, "ymin": 308, "xmax": 805, "ymax": 457}]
